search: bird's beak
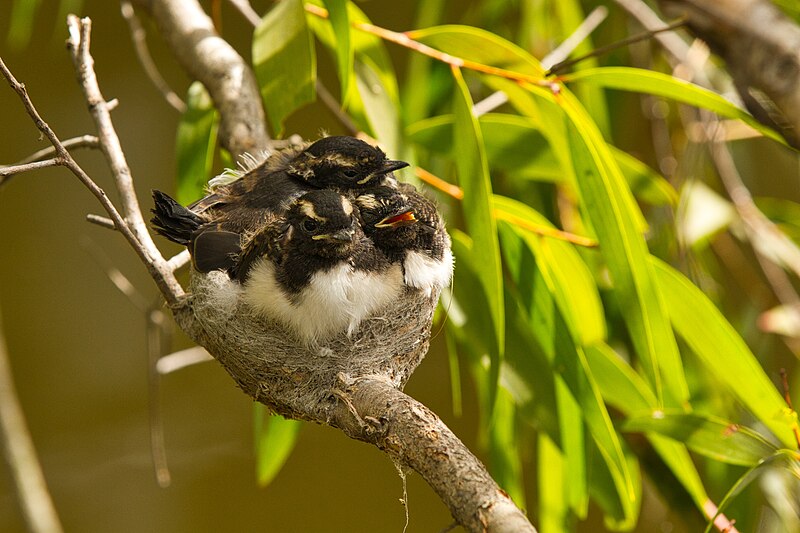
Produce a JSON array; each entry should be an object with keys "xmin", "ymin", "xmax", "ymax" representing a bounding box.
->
[
  {"xmin": 357, "ymin": 160, "xmax": 410, "ymax": 184},
  {"xmin": 312, "ymin": 227, "xmax": 355, "ymax": 242},
  {"xmin": 375, "ymin": 210, "xmax": 417, "ymax": 228}
]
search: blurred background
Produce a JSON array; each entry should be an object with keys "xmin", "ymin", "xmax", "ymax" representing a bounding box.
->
[{"xmin": 1, "ymin": 0, "xmax": 799, "ymax": 532}]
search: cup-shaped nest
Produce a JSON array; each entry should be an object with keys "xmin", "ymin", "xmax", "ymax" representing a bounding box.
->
[{"xmin": 173, "ymin": 270, "xmax": 440, "ymax": 421}]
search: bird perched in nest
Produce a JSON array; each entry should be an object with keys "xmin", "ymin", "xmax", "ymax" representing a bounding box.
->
[
  {"xmin": 185, "ymin": 135, "xmax": 408, "ymax": 236},
  {"xmin": 151, "ymin": 135, "xmax": 409, "ymax": 273},
  {"xmin": 356, "ymin": 184, "xmax": 453, "ymax": 296},
  {"xmin": 150, "ymin": 135, "xmax": 453, "ymax": 341},
  {"xmin": 153, "ymin": 188, "xmax": 404, "ymax": 342}
]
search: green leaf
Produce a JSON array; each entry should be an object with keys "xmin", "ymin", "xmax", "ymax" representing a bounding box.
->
[
  {"xmin": 410, "ymin": 25, "xmax": 543, "ymax": 75},
  {"xmin": 322, "ymin": 0, "xmax": 352, "ymax": 104},
  {"xmin": 401, "ymin": 0, "xmax": 448, "ymax": 124},
  {"xmin": 508, "ymin": 257, "xmax": 636, "ymax": 523},
  {"xmin": 451, "ymin": 67, "xmax": 504, "ymax": 406},
  {"xmin": 6, "ymin": 0, "xmax": 40, "ymax": 50},
  {"xmin": 562, "ymin": 67, "xmax": 786, "ymax": 145},
  {"xmin": 585, "ymin": 343, "xmax": 710, "ymax": 509},
  {"xmin": 489, "ymin": 388, "xmax": 525, "ymax": 508},
  {"xmin": 495, "ymin": 195, "xmax": 606, "ymax": 345},
  {"xmin": 624, "ymin": 410, "xmax": 779, "ymax": 466},
  {"xmin": 651, "ymin": 257, "xmax": 800, "ymax": 447},
  {"xmin": 408, "ymin": 114, "xmax": 675, "ymax": 203},
  {"xmin": 175, "ymin": 82, "xmax": 219, "ymax": 205},
  {"xmin": 537, "ymin": 433, "xmax": 569, "ymax": 533},
  {"xmin": 253, "ymin": 0, "xmax": 316, "ymax": 137},
  {"xmin": 354, "ymin": 57, "xmax": 403, "ymax": 163},
  {"xmin": 562, "ymin": 100, "xmax": 689, "ymax": 407},
  {"xmin": 702, "ymin": 450, "xmax": 799, "ymax": 533},
  {"xmin": 254, "ymin": 405, "xmax": 302, "ymax": 487}
]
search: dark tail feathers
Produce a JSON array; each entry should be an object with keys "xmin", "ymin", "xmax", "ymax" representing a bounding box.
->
[{"xmin": 150, "ymin": 190, "xmax": 204, "ymax": 245}]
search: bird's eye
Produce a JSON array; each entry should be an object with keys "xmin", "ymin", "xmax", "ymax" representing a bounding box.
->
[
  {"xmin": 301, "ymin": 219, "xmax": 320, "ymax": 232},
  {"xmin": 342, "ymin": 168, "xmax": 358, "ymax": 178}
]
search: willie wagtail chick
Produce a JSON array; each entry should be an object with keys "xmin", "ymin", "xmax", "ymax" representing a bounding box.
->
[
  {"xmin": 185, "ymin": 136, "xmax": 408, "ymax": 236},
  {"xmin": 236, "ymin": 189, "xmax": 404, "ymax": 342},
  {"xmin": 356, "ymin": 184, "xmax": 453, "ymax": 296}
]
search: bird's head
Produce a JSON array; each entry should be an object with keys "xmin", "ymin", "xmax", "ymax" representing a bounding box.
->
[
  {"xmin": 356, "ymin": 187, "xmax": 430, "ymax": 253},
  {"xmin": 286, "ymin": 136, "xmax": 409, "ymax": 190},
  {"xmin": 287, "ymin": 189, "xmax": 358, "ymax": 258}
]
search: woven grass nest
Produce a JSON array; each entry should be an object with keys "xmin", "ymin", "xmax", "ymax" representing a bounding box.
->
[{"xmin": 172, "ymin": 269, "xmax": 441, "ymax": 421}]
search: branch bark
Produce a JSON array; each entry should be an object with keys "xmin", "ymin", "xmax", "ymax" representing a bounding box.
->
[
  {"xmin": 660, "ymin": 0, "xmax": 800, "ymax": 148},
  {"xmin": 130, "ymin": 0, "xmax": 270, "ymax": 158}
]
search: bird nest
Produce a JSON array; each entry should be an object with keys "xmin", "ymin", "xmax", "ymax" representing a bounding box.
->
[{"xmin": 173, "ymin": 270, "xmax": 440, "ymax": 421}]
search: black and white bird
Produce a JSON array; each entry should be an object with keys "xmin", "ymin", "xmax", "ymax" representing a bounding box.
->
[
  {"xmin": 185, "ymin": 136, "xmax": 408, "ymax": 235},
  {"xmin": 152, "ymin": 188, "xmax": 404, "ymax": 342},
  {"xmin": 356, "ymin": 184, "xmax": 453, "ymax": 296}
]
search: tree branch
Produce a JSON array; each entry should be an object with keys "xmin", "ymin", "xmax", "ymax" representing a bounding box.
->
[
  {"xmin": 660, "ymin": 0, "xmax": 800, "ymax": 148},
  {"xmin": 131, "ymin": 0, "xmax": 269, "ymax": 158},
  {"xmin": 0, "ymin": 305, "xmax": 63, "ymax": 533},
  {"xmin": 65, "ymin": 16, "xmax": 185, "ymax": 304}
]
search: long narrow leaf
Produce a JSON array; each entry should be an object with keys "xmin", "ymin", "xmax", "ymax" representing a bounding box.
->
[
  {"xmin": 254, "ymin": 406, "xmax": 303, "ymax": 486},
  {"xmin": 624, "ymin": 411, "xmax": 779, "ymax": 466},
  {"xmin": 562, "ymin": 101, "xmax": 689, "ymax": 407},
  {"xmin": 651, "ymin": 257, "xmax": 799, "ymax": 447},
  {"xmin": 451, "ymin": 67, "xmax": 504, "ymax": 408},
  {"xmin": 562, "ymin": 67, "xmax": 785, "ymax": 145}
]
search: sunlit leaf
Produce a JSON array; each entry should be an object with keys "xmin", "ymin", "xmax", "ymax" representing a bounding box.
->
[
  {"xmin": 562, "ymin": 100, "xmax": 689, "ymax": 406},
  {"xmin": 702, "ymin": 450, "xmax": 800, "ymax": 533},
  {"xmin": 253, "ymin": 0, "xmax": 316, "ymax": 137},
  {"xmin": 254, "ymin": 406, "xmax": 302, "ymax": 486},
  {"xmin": 651, "ymin": 258, "xmax": 799, "ymax": 447},
  {"xmin": 562, "ymin": 67, "xmax": 786, "ymax": 145},
  {"xmin": 175, "ymin": 82, "xmax": 218, "ymax": 205},
  {"xmin": 585, "ymin": 343, "xmax": 710, "ymax": 508},
  {"xmin": 538, "ymin": 433, "xmax": 569, "ymax": 533},
  {"xmin": 680, "ymin": 180, "xmax": 736, "ymax": 248},
  {"xmin": 410, "ymin": 24, "xmax": 543, "ymax": 75},
  {"xmin": 495, "ymin": 195, "xmax": 605, "ymax": 345},
  {"xmin": 451, "ymin": 66, "xmax": 504, "ymax": 407},
  {"xmin": 489, "ymin": 388, "xmax": 525, "ymax": 508},
  {"xmin": 624, "ymin": 410, "xmax": 779, "ymax": 466}
]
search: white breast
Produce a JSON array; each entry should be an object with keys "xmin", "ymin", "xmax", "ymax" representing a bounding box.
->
[
  {"xmin": 403, "ymin": 247, "xmax": 454, "ymax": 296},
  {"xmin": 243, "ymin": 260, "xmax": 404, "ymax": 342}
]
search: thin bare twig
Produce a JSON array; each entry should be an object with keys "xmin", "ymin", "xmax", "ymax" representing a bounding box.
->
[
  {"xmin": 167, "ymin": 249, "xmax": 192, "ymax": 272},
  {"xmin": 227, "ymin": 0, "xmax": 261, "ymax": 26},
  {"xmin": 120, "ymin": 1, "xmax": 186, "ymax": 113},
  {"xmin": 9, "ymin": 134, "xmax": 99, "ymax": 166},
  {"xmin": 147, "ymin": 308, "xmax": 172, "ymax": 487},
  {"xmin": 0, "ymin": 158, "xmax": 61, "ymax": 178},
  {"xmin": 64, "ymin": 16, "xmax": 184, "ymax": 304},
  {"xmin": 0, "ymin": 305, "xmax": 63, "ymax": 533},
  {"xmin": 156, "ymin": 346, "xmax": 214, "ymax": 374},
  {"xmin": 86, "ymin": 214, "xmax": 117, "ymax": 230},
  {"xmin": 542, "ymin": 6, "xmax": 609, "ymax": 71}
]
